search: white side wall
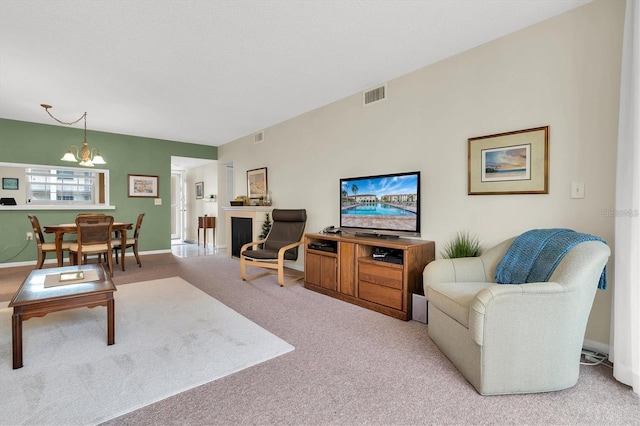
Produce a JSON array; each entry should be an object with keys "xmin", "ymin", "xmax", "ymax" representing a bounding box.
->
[{"xmin": 217, "ymin": 0, "xmax": 626, "ymax": 346}]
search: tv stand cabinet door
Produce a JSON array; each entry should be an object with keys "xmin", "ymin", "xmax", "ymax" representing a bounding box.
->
[
  {"xmin": 306, "ymin": 251, "xmax": 337, "ymax": 291},
  {"xmin": 338, "ymin": 242, "xmax": 356, "ymax": 296}
]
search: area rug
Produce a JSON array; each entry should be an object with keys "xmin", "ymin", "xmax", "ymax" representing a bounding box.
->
[{"xmin": 0, "ymin": 277, "xmax": 295, "ymax": 425}]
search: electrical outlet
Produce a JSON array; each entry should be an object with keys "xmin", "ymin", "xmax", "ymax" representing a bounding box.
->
[{"xmin": 26, "ymin": 232, "xmax": 33, "ymax": 240}]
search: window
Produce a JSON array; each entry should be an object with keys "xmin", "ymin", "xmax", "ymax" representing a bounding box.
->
[
  {"xmin": 25, "ymin": 167, "xmax": 106, "ymax": 205},
  {"xmin": 0, "ymin": 162, "xmax": 110, "ymax": 208}
]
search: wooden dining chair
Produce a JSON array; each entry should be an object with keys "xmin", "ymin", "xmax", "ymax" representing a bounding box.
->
[
  {"xmin": 113, "ymin": 212, "xmax": 145, "ymax": 271},
  {"xmin": 69, "ymin": 214, "xmax": 115, "ymax": 277},
  {"xmin": 76, "ymin": 213, "xmax": 107, "ymax": 263},
  {"xmin": 27, "ymin": 214, "xmax": 73, "ymax": 269}
]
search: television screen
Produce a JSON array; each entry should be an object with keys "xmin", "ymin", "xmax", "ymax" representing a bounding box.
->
[{"xmin": 340, "ymin": 171, "xmax": 420, "ymax": 238}]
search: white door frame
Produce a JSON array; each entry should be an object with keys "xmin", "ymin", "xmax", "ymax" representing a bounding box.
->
[{"xmin": 171, "ymin": 171, "xmax": 185, "ymax": 240}]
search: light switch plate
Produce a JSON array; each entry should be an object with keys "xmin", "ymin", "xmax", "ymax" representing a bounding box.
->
[
  {"xmin": 571, "ymin": 182, "xmax": 585, "ymax": 199},
  {"xmin": 154, "ymin": 198, "xmax": 162, "ymax": 205}
]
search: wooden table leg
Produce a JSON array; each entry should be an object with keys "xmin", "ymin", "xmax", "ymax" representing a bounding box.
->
[
  {"xmin": 12, "ymin": 310, "xmax": 23, "ymax": 369},
  {"xmin": 55, "ymin": 231, "xmax": 64, "ymax": 266},
  {"xmin": 107, "ymin": 297, "xmax": 115, "ymax": 345}
]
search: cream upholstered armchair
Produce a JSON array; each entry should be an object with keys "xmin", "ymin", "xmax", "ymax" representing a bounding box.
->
[{"xmin": 423, "ymin": 230, "xmax": 610, "ymax": 395}]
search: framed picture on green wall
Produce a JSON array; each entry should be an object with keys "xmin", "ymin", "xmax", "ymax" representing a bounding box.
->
[{"xmin": 128, "ymin": 174, "xmax": 159, "ymax": 197}]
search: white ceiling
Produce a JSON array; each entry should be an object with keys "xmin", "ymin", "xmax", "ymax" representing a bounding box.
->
[{"xmin": 0, "ymin": 0, "xmax": 592, "ymax": 148}]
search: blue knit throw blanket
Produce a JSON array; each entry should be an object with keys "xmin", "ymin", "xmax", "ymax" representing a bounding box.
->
[{"xmin": 495, "ymin": 229, "xmax": 607, "ymax": 290}]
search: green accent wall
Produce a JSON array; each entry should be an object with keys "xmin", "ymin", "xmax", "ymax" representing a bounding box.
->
[{"xmin": 0, "ymin": 118, "xmax": 217, "ymax": 264}]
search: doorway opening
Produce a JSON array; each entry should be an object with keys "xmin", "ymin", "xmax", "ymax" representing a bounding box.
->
[{"xmin": 170, "ymin": 156, "xmax": 219, "ymax": 255}]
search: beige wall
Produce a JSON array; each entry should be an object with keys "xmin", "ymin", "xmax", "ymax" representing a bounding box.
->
[{"xmin": 217, "ymin": 0, "xmax": 625, "ymax": 348}]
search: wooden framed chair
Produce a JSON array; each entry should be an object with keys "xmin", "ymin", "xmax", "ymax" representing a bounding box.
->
[
  {"xmin": 27, "ymin": 214, "xmax": 73, "ymax": 269},
  {"xmin": 76, "ymin": 213, "xmax": 107, "ymax": 263},
  {"xmin": 113, "ymin": 212, "xmax": 145, "ymax": 271},
  {"xmin": 240, "ymin": 209, "xmax": 307, "ymax": 287},
  {"xmin": 69, "ymin": 214, "xmax": 115, "ymax": 277}
]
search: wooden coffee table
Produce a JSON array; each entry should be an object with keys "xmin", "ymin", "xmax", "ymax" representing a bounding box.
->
[{"xmin": 9, "ymin": 264, "xmax": 117, "ymax": 369}]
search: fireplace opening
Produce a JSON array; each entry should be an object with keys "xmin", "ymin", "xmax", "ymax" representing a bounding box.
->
[{"xmin": 231, "ymin": 217, "xmax": 253, "ymax": 258}]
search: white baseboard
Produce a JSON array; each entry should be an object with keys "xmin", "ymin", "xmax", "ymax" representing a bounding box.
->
[
  {"xmin": 140, "ymin": 249, "xmax": 172, "ymax": 256},
  {"xmin": 583, "ymin": 338, "xmax": 609, "ymax": 355},
  {"xmin": 0, "ymin": 249, "xmax": 172, "ymax": 269}
]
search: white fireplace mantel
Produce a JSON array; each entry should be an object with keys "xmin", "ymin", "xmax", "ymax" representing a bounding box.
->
[{"xmin": 222, "ymin": 206, "xmax": 274, "ymax": 257}]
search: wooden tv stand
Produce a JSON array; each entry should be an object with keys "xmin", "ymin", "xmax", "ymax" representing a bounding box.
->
[{"xmin": 304, "ymin": 233, "xmax": 435, "ymax": 320}]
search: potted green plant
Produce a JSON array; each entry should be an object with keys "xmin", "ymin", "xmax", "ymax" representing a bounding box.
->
[
  {"xmin": 441, "ymin": 231, "xmax": 483, "ymax": 258},
  {"xmin": 258, "ymin": 213, "xmax": 272, "ymax": 249}
]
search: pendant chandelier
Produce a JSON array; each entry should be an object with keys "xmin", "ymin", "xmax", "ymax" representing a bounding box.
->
[{"xmin": 41, "ymin": 104, "xmax": 106, "ymax": 167}]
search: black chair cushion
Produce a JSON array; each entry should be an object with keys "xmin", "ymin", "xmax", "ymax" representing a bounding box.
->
[{"xmin": 241, "ymin": 248, "xmax": 298, "ymax": 261}]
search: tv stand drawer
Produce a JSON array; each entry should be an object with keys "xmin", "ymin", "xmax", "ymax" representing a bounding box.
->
[
  {"xmin": 358, "ymin": 280, "xmax": 403, "ymax": 310},
  {"xmin": 358, "ymin": 262, "xmax": 402, "ymax": 289}
]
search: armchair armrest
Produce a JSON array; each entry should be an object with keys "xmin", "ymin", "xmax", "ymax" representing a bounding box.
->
[
  {"xmin": 423, "ymin": 237, "xmax": 516, "ymax": 294},
  {"xmin": 423, "ymin": 257, "xmax": 490, "ymax": 292},
  {"xmin": 277, "ymin": 237, "xmax": 305, "ymax": 262},
  {"xmin": 240, "ymin": 239, "xmax": 267, "ymax": 253},
  {"xmin": 468, "ymin": 281, "xmax": 575, "ymax": 347}
]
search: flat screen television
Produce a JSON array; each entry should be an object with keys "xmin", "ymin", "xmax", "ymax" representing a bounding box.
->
[{"xmin": 340, "ymin": 171, "xmax": 420, "ymax": 238}]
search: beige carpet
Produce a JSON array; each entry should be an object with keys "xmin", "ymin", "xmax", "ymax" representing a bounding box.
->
[{"xmin": 0, "ymin": 277, "xmax": 294, "ymax": 425}]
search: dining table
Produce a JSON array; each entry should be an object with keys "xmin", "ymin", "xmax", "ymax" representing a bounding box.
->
[{"xmin": 44, "ymin": 221, "xmax": 133, "ymax": 270}]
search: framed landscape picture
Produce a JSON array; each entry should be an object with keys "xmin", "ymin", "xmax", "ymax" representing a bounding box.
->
[
  {"xmin": 247, "ymin": 167, "xmax": 268, "ymax": 199},
  {"xmin": 195, "ymin": 181, "xmax": 204, "ymax": 199},
  {"xmin": 128, "ymin": 174, "xmax": 159, "ymax": 198},
  {"xmin": 468, "ymin": 126, "xmax": 549, "ymax": 195}
]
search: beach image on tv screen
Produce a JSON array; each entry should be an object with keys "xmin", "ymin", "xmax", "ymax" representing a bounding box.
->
[{"xmin": 340, "ymin": 174, "xmax": 418, "ymax": 232}]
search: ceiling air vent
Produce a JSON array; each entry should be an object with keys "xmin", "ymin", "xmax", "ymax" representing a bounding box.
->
[
  {"xmin": 363, "ymin": 84, "xmax": 387, "ymax": 106},
  {"xmin": 254, "ymin": 131, "xmax": 264, "ymax": 144}
]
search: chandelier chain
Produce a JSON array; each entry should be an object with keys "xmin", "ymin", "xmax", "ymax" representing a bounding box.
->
[{"xmin": 41, "ymin": 104, "xmax": 86, "ymax": 126}]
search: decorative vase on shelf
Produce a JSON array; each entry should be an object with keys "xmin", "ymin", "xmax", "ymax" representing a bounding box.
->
[{"xmin": 262, "ymin": 192, "xmax": 272, "ymax": 206}]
